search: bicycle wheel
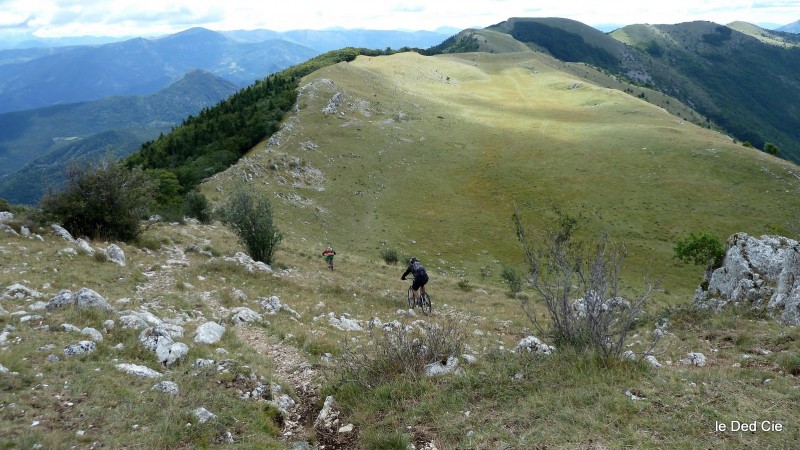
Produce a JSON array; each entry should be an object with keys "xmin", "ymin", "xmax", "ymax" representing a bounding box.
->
[
  {"xmin": 420, "ymin": 292, "xmax": 432, "ymax": 315},
  {"xmin": 407, "ymin": 287, "xmax": 415, "ymax": 309}
]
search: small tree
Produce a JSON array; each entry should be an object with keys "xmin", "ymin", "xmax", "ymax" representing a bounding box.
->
[
  {"xmin": 184, "ymin": 190, "xmax": 212, "ymax": 224},
  {"xmin": 512, "ymin": 204, "xmax": 657, "ymax": 358},
  {"xmin": 673, "ymin": 231, "xmax": 725, "ymax": 281},
  {"xmin": 217, "ymin": 185, "xmax": 282, "ymax": 264},
  {"xmin": 764, "ymin": 142, "xmax": 779, "ymax": 156},
  {"xmin": 40, "ymin": 158, "xmax": 156, "ymax": 241},
  {"xmin": 500, "ymin": 266, "xmax": 523, "ymax": 295}
]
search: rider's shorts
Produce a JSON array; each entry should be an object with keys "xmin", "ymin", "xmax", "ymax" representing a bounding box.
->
[{"xmin": 412, "ymin": 274, "xmax": 429, "ymax": 291}]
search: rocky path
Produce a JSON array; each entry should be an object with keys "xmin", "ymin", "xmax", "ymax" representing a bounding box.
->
[
  {"xmin": 235, "ymin": 325, "xmax": 321, "ymax": 442},
  {"xmin": 134, "ymin": 242, "xmax": 324, "ymax": 443}
]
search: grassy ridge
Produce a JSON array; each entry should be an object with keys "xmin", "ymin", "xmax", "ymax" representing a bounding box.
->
[{"xmin": 205, "ymin": 50, "xmax": 800, "ymax": 304}]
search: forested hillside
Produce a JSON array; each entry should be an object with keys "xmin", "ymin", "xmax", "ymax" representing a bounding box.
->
[{"xmin": 124, "ymin": 48, "xmax": 385, "ymax": 198}]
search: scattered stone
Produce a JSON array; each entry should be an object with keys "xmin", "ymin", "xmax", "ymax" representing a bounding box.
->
[
  {"xmin": 74, "ymin": 288, "xmax": 114, "ymax": 312},
  {"xmin": 51, "ymin": 224, "xmax": 76, "ymax": 242},
  {"xmin": 644, "ymin": 355, "xmax": 662, "ymax": 368},
  {"xmin": 3, "ymin": 283, "xmax": 43, "ymax": 299},
  {"xmin": 156, "ymin": 342, "xmax": 189, "ymax": 367},
  {"xmin": 119, "ymin": 314, "xmax": 149, "ymax": 330},
  {"xmin": 328, "ymin": 315, "xmax": 363, "ymax": 331},
  {"xmin": 81, "ymin": 327, "xmax": 103, "ymax": 342},
  {"xmin": 106, "ymin": 244, "xmax": 126, "ymax": 267},
  {"xmin": 193, "ymin": 407, "xmax": 216, "ymax": 423},
  {"xmin": 194, "ymin": 322, "xmax": 225, "ymax": 344},
  {"xmin": 75, "ymin": 239, "xmax": 95, "ymax": 255},
  {"xmin": 139, "ymin": 327, "xmax": 175, "ymax": 352},
  {"xmin": 0, "ymin": 211, "xmax": 13, "ymax": 223},
  {"xmin": 514, "ymin": 336, "xmax": 555, "ymax": 355},
  {"xmin": 116, "ymin": 363, "xmax": 162, "ymax": 378},
  {"xmin": 46, "ymin": 290, "xmax": 74, "ymax": 310},
  {"xmin": 218, "ymin": 252, "xmax": 271, "ymax": 272},
  {"xmin": 64, "ymin": 341, "xmax": 97, "ymax": 356},
  {"xmin": 425, "ymin": 355, "xmax": 464, "ymax": 377},
  {"xmin": 152, "ymin": 381, "xmax": 179, "ymax": 395},
  {"xmin": 314, "ymin": 396, "xmax": 340, "ymax": 429},
  {"xmin": 0, "ymin": 224, "xmax": 18, "ymax": 236},
  {"xmin": 624, "ymin": 389, "xmax": 646, "ymax": 400},
  {"xmin": 680, "ymin": 352, "xmax": 707, "ymax": 367},
  {"xmin": 260, "ymin": 296, "xmax": 283, "ymax": 315},
  {"xmin": 230, "ymin": 307, "xmax": 262, "ymax": 324}
]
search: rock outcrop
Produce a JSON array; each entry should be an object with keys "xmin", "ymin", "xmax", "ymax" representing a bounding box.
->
[{"xmin": 694, "ymin": 233, "xmax": 800, "ymax": 325}]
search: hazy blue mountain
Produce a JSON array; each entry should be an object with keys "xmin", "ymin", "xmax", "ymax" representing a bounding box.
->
[
  {"xmin": 0, "ymin": 69, "xmax": 239, "ymax": 204},
  {"xmin": 0, "ymin": 27, "xmax": 317, "ymax": 114},
  {"xmin": 222, "ymin": 28, "xmax": 451, "ymax": 52},
  {"xmin": 777, "ymin": 20, "xmax": 800, "ymax": 33}
]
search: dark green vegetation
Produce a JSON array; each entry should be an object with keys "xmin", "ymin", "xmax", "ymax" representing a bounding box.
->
[
  {"xmin": 484, "ymin": 18, "xmax": 800, "ymax": 162},
  {"xmin": 39, "ymin": 158, "xmax": 155, "ymax": 241},
  {"xmin": 0, "ymin": 70, "xmax": 240, "ymax": 205},
  {"xmin": 217, "ymin": 185, "xmax": 283, "ymax": 264},
  {"xmin": 674, "ymin": 231, "xmax": 726, "ymax": 279},
  {"xmin": 124, "ymin": 48, "xmax": 379, "ymax": 201}
]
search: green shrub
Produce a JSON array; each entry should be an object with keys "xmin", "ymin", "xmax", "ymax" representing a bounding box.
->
[
  {"xmin": 674, "ymin": 231, "xmax": 726, "ymax": 279},
  {"xmin": 40, "ymin": 158, "xmax": 156, "ymax": 241},
  {"xmin": 457, "ymin": 278, "xmax": 471, "ymax": 291},
  {"xmin": 380, "ymin": 248, "xmax": 399, "ymax": 265},
  {"xmin": 184, "ymin": 191, "xmax": 212, "ymax": 224},
  {"xmin": 500, "ymin": 266, "xmax": 523, "ymax": 294},
  {"xmin": 0, "ymin": 197, "xmax": 10, "ymax": 211},
  {"xmin": 217, "ymin": 185, "xmax": 282, "ymax": 264}
]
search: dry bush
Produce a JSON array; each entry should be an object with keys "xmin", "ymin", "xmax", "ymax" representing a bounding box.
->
[
  {"xmin": 336, "ymin": 316, "xmax": 468, "ymax": 388},
  {"xmin": 513, "ymin": 204, "xmax": 658, "ymax": 358}
]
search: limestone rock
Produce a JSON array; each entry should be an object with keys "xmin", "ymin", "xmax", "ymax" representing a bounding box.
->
[
  {"xmin": 695, "ymin": 233, "xmax": 800, "ymax": 325},
  {"xmin": 194, "ymin": 321, "xmax": 225, "ymax": 344},
  {"xmin": 106, "ymin": 244, "xmax": 126, "ymax": 267}
]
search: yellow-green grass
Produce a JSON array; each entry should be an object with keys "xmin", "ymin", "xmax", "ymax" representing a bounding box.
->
[
  {"xmin": 2, "ymin": 215, "xmax": 798, "ymax": 448},
  {"xmin": 205, "ymin": 50, "xmax": 800, "ymax": 307}
]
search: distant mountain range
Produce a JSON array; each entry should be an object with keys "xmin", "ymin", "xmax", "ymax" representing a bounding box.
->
[
  {"xmin": 777, "ymin": 19, "xmax": 800, "ymax": 33},
  {"xmin": 0, "ymin": 27, "xmax": 452, "ymax": 114},
  {"xmin": 0, "ymin": 70, "xmax": 240, "ymax": 204},
  {"xmin": 0, "ymin": 28, "xmax": 319, "ymax": 114},
  {"xmin": 0, "ymin": 27, "xmax": 452, "ymax": 205}
]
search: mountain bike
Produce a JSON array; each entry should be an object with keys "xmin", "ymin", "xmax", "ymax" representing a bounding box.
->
[{"xmin": 406, "ymin": 278, "xmax": 432, "ymax": 315}]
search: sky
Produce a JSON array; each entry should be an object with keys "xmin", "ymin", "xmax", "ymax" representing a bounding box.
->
[{"xmin": 1, "ymin": 0, "xmax": 799, "ymax": 40}]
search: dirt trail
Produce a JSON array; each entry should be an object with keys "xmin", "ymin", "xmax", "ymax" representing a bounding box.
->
[{"xmin": 235, "ymin": 325, "xmax": 320, "ymax": 442}]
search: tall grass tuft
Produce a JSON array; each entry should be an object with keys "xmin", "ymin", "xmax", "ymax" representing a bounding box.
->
[{"xmin": 380, "ymin": 248, "xmax": 399, "ymax": 265}]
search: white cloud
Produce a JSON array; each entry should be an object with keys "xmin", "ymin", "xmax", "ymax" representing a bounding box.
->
[{"xmin": 1, "ymin": 0, "xmax": 798, "ymax": 38}]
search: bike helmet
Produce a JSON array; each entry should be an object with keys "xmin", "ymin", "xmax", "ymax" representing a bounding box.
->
[{"xmin": 409, "ymin": 257, "xmax": 418, "ymax": 264}]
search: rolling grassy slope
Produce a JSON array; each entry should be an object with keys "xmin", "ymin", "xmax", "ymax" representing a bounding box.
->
[{"xmin": 204, "ymin": 50, "xmax": 800, "ymax": 305}]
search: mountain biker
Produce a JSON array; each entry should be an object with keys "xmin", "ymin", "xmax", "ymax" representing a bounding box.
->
[
  {"xmin": 322, "ymin": 244, "xmax": 336, "ymax": 270},
  {"xmin": 401, "ymin": 257, "xmax": 428, "ymax": 307}
]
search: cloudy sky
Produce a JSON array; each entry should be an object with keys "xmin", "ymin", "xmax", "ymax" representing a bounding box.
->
[{"xmin": 1, "ymin": 0, "xmax": 799, "ymax": 39}]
